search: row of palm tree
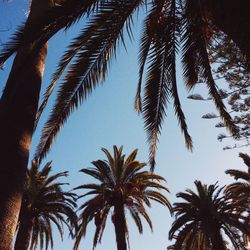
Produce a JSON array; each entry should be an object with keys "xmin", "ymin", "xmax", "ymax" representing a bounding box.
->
[
  {"xmin": 14, "ymin": 146, "xmax": 250, "ymax": 250},
  {"xmin": 1, "ymin": 1, "xmax": 250, "ymax": 246}
]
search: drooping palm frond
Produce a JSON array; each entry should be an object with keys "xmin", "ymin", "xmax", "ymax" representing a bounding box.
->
[
  {"xmin": 2, "ymin": 0, "xmax": 239, "ymax": 171},
  {"xmin": 15, "ymin": 160, "xmax": 77, "ymax": 250},
  {"xmin": 34, "ymin": 0, "xmax": 117, "ymax": 130},
  {"xmin": 73, "ymin": 146, "xmax": 171, "ymax": 250},
  {"xmin": 181, "ymin": 0, "xmax": 237, "ymax": 135},
  {"xmin": 34, "ymin": 0, "xmax": 144, "ymax": 163},
  {"xmin": 137, "ymin": 0, "xmax": 192, "ymax": 169},
  {"xmin": 169, "ymin": 180, "xmax": 250, "ymax": 250}
]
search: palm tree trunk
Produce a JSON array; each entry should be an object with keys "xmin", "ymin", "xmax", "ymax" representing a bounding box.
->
[
  {"xmin": 0, "ymin": 1, "xmax": 53, "ymax": 249},
  {"xmin": 208, "ymin": 0, "xmax": 250, "ymax": 68},
  {"xmin": 211, "ymin": 229, "xmax": 226, "ymax": 250},
  {"xmin": 113, "ymin": 202, "xmax": 127, "ymax": 250},
  {"xmin": 14, "ymin": 217, "xmax": 33, "ymax": 250}
]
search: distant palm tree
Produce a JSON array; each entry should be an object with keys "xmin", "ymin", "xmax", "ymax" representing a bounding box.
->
[
  {"xmin": 14, "ymin": 160, "xmax": 77, "ymax": 250},
  {"xmin": 169, "ymin": 180, "xmax": 250, "ymax": 250},
  {"xmin": 225, "ymin": 153, "xmax": 250, "ymax": 203},
  {"xmin": 73, "ymin": 146, "xmax": 172, "ymax": 250}
]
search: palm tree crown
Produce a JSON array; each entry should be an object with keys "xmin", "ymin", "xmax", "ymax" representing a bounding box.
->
[
  {"xmin": 169, "ymin": 180, "xmax": 250, "ymax": 250},
  {"xmin": 74, "ymin": 146, "xmax": 172, "ymax": 250},
  {"xmin": 0, "ymin": 0, "xmax": 239, "ymax": 169},
  {"xmin": 15, "ymin": 160, "xmax": 77, "ymax": 250}
]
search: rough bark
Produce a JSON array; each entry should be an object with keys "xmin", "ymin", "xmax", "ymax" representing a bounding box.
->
[
  {"xmin": 208, "ymin": 0, "xmax": 250, "ymax": 68},
  {"xmin": 0, "ymin": 1, "xmax": 53, "ymax": 249},
  {"xmin": 113, "ymin": 202, "xmax": 127, "ymax": 250},
  {"xmin": 14, "ymin": 216, "xmax": 33, "ymax": 250}
]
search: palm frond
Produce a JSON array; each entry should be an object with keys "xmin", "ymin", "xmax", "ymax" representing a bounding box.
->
[
  {"xmin": 182, "ymin": 0, "xmax": 237, "ymax": 135},
  {"xmin": 34, "ymin": 0, "xmax": 144, "ymax": 163}
]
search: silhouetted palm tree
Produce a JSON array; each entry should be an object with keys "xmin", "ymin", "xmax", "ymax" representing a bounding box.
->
[
  {"xmin": 14, "ymin": 160, "xmax": 77, "ymax": 250},
  {"xmin": 169, "ymin": 180, "xmax": 250, "ymax": 250},
  {"xmin": 1, "ymin": 0, "xmax": 249, "ymax": 245},
  {"xmin": 73, "ymin": 146, "xmax": 172, "ymax": 250},
  {"xmin": 225, "ymin": 153, "xmax": 250, "ymax": 203}
]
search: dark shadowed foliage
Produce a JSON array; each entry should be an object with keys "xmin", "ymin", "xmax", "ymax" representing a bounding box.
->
[
  {"xmin": 225, "ymin": 153, "xmax": 250, "ymax": 204},
  {"xmin": 169, "ymin": 181, "xmax": 250, "ymax": 250},
  {"xmin": 14, "ymin": 160, "xmax": 77, "ymax": 250}
]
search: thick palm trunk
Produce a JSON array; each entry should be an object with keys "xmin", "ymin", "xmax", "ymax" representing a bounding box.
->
[
  {"xmin": 0, "ymin": 1, "xmax": 52, "ymax": 249},
  {"xmin": 14, "ymin": 216, "xmax": 33, "ymax": 250},
  {"xmin": 208, "ymin": 0, "xmax": 250, "ymax": 68},
  {"xmin": 113, "ymin": 202, "xmax": 127, "ymax": 250}
]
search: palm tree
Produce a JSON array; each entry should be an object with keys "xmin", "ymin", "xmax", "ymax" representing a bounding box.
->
[
  {"xmin": 0, "ymin": 0, "xmax": 249, "ymax": 246},
  {"xmin": 73, "ymin": 146, "xmax": 172, "ymax": 250},
  {"xmin": 0, "ymin": 0, "xmax": 53, "ymax": 248},
  {"xmin": 169, "ymin": 180, "xmax": 250, "ymax": 250},
  {"xmin": 225, "ymin": 153, "xmax": 250, "ymax": 204},
  {"xmin": 14, "ymin": 160, "xmax": 77, "ymax": 250}
]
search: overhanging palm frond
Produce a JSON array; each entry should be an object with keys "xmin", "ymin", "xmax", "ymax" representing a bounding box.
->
[
  {"xmin": 34, "ymin": 0, "xmax": 144, "ymax": 163},
  {"xmin": 140, "ymin": 1, "xmax": 172, "ymax": 170},
  {"xmin": 0, "ymin": 0, "xmax": 105, "ymax": 68},
  {"xmin": 139, "ymin": 0, "xmax": 192, "ymax": 169},
  {"xmin": 182, "ymin": 0, "xmax": 237, "ymax": 135},
  {"xmin": 34, "ymin": 0, "xmax": 115, "ymax": 130},
  {"xmin": 167, "ymin": 0, "xmax": 192, "ymax": 151}
]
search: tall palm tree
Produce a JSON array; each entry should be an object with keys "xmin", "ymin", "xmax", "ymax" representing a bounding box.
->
[
  {"xmin": 225, "ymin": 153, "xmax": 250, "ymax": 203},
  {"xmin": 0, "ymin": 1, "xmax": 54, "ymax": 248},
  {"xmin": 14, "ymin": 160, "xmax": 77, "ymax": 250},
  {"xmin": 73, "ymin": 146, "xmax": 172, "ymax": 250},
  {"xmin": 169, "ymin": 180, "xmax": 250, "ymax": 250}
]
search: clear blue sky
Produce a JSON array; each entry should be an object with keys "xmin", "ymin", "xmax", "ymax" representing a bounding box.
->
[{"xmin": 0, "ymin": 1, "xmax": 248, "ymax": 249}]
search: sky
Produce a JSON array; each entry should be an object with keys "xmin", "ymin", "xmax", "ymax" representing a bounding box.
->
[{"xmin": 0, "ymin": 1, "xmax": 249, "ymax": 249}]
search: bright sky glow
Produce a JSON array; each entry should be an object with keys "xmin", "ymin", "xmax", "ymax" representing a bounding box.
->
[{"xmin": 0, "ymin": 1, "xmax": 248, "ymax": 249}]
